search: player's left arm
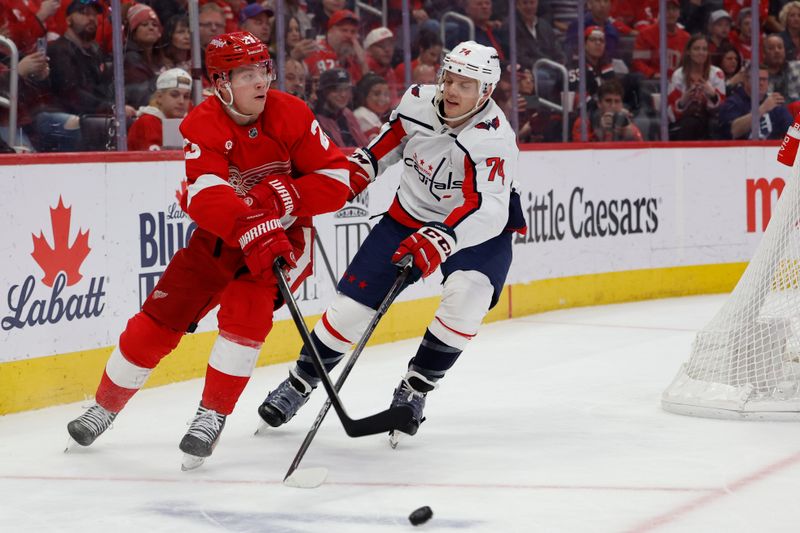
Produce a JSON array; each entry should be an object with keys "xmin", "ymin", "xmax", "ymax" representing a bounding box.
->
[
  {"xmin": 276, "ymin": 102, "xmax": 350, "ymax": 217},
  {"xmin": 443, "ymin": 135, "xmax": 518, "ymax": 251}
]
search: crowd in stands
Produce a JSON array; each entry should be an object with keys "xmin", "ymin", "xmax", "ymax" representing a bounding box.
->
[{"xmin": 2, "ymin": 0, "xmax": 800, "ymax": 152}]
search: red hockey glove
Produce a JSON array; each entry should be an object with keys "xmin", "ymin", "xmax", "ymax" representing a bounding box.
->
[
  {"xmin": 347, "ymin": 148, "xmax": 377, "ymax": 201},
  {"xmin": 391, "ymin": 222, "xmax": 457, "ymax": 278},
  {"xmin": 244, "ymin": 175, "xmax": 300, "ymax": 217},
  {"xmin": 235, "ymin": 209, "xmax": 296, "ymax": 276}
]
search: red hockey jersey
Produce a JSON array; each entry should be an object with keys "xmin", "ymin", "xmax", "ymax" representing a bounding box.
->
[{"xmin": 179, "ymin": 90, "xmax": 350, "ymax": 246}]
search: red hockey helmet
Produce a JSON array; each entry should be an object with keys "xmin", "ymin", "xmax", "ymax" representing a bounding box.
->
[{"xmin": 206, "ymin": 31, "xmax": 272, "ymax": 82}]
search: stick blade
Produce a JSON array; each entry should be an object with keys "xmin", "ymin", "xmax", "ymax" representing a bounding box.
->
[
  {"xmin": 283, "ymin": 467, "xmax": 329, "ymax": 489},
  {"xmin": 344, "ymin": 405, "xmax": 414, "ymax": 437}
]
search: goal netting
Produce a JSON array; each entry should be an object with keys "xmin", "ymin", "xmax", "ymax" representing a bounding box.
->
[{"xmin": 662, "ymin": 160, "xmax": 800, "ymax": 420}]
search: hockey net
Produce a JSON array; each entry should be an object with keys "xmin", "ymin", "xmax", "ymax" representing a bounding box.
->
[{"xmin": 662, "ymin": 160, "xmax": 800, "ymax": 420}]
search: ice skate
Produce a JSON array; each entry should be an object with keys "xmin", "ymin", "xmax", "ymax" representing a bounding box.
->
[
  {"xmin": 179, "ymin": 404, "xmax": 226, "ymax": 470},
  {"xmin": 387, "ymin": 371, "xmax": 437, "ymax": 448},
  {"xmin": 66, "ymin": 404, "xmax": 117, "ymax": 450},
  {"xmin": 257, "ymin": 369, "xmax": 313, "ymax": 428}
]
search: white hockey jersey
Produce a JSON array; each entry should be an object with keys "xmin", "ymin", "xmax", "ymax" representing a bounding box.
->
[{"xmin": 366, "ymin": 83, "xmax": 519, "ymax": 252}]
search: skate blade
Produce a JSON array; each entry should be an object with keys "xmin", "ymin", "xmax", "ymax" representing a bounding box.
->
[
  {"xmin": 283, "ymin": 467, "xmax": 328, "ymax": 489},
  {"xmin": 64, "ymin": 437, "xmax": 79, "ymax": 453},
  {"xmin": 389, "ymin": 430, "xmax": 403, "ymax": 449},
  {"xmin": 253, "ymin": 421, "xmax": 270, "ymax": 436},
  {"xmin": 181, "ymin": 453, "xmax": 205, "ymax": 471}
]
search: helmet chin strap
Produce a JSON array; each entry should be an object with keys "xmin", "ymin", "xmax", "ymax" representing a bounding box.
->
[{"xmin": 214, "ymin": 80, "xmax": 261, "ymax": 122}]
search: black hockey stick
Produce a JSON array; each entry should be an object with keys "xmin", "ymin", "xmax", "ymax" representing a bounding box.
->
[
  {"xmin": 273, "ymin": 261, "xmax": 414, "ymax": 439},
  {"xmin": 283, "ymin": 259, "xmax": 412, "ymax": 484}
]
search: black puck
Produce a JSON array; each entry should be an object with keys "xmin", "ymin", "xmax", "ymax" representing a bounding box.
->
[{"xmin": 408, "ymin": 506, "xmax": 433, "ymax": 526}]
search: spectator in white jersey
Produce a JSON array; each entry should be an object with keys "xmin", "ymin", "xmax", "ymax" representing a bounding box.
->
[{"xmin": 257, "ymin": 41, "xmax": 527, "ymax": 447}]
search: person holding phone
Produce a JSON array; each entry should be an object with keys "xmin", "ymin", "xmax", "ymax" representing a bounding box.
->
[
  {"xmin": 5, "ymin": 0, "xmax": 60, "ymax": 54},
  {"xmin": 285, "ymin": 15, "xmax": 318, "ymax": 61}
]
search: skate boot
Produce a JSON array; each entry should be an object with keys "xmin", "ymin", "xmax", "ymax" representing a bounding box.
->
[
  {"xmin": 179, "ymin": 404, "xmax": 226, "ymax": 471},
  {"xmin": 388, "ymin": 371, "xmax": 437, "ymax": 449},
  {"xmin": 258, "ymin": 368, "xmax": 314, "ymax": 428},
  {"xmin": 67, "ymin": 404, "xmax": 117, "ymax": 447}
]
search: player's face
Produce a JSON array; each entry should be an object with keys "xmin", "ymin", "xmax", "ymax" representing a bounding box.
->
[
  {"xmin": 441, "ymin": 71, "xmax": 481, "ymax": 119},
  {"xmin": 157, "ymin": 88, "xmax": 191, "ymax": 118},
  {"xmin": 228, "ymin": 63, "xmax": 271, "ymax": 115}
]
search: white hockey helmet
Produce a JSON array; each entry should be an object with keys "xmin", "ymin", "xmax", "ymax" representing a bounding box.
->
[
  {"xmin": 441, "ymin": 41, "xmax": 501, "ymax": 96},
  {"xmin": 435, "ymin": 41, "xmax": 501, "ymax": 122}
]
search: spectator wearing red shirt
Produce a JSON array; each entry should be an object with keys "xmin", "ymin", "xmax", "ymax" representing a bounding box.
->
[
  {"xmin": 612, "ymin": 0, "xmax": 657, "ymax": 30},
  {"xmin": 364, "ymin": 27, "xmax": 401, "ymax": 104},
  {"xmin": 304, "ymin": 9, "xmax": 366, "ymax": 84},
  {"xmin": 5, "ymin": 0, "xmax": 59, "ymax": 54},
  {"xmin": 729, "ymin": 8, "xmax": 764, "ymax": 62},
  {"xmin": 632, "ymin": 0, "xmax": 689, "ymax": 79},
  {"xmin": 394, "ymin": 29, "xmax": 441, "ymax": 86},
  {"xmin": 128, "ymin": 68, "xmax": 191, "ymax": 151}
]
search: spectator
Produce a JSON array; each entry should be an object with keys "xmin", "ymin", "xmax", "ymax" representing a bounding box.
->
[
  {"xmin": 566, "ymin": 0, "xmax": 631, "ymax": 60},
  {"xmin": 779, "ymin": 1, "xmax": 800, "ymax": 61},
  {"xmin": 679, "ymin": 0, "xmax": 714, "ymax": 35},
  {"xmin": 714, "ymin": 42, "xmax": 746, "ymax": 95},
  {"xmin": 667, "ymin": 34, "xmax": 726, "ymax": 140},
  {"xmin": 128, "ymin": 68, "xmax": 192, "ymax": 151},
  {"xmin": 612, "ymin": 0, "xmax": 657, "ymax": 30},
  {"xmin": 572, "ymin": 78, "xmax": 643, "ymax": 141},
  {"xmin": 0, "ymin": 44, "xmax": 51, "ymax": 151},
  {"xmin": 364, "ymin": 27, "xmax": 402, "ymax": 103},
  {"xmin": 394, "ymin": 29, "xmax": 442, "ymax": 86},
  {"xmin": 314, "ymin": 68, "xmax": 368, "ymax": 148},
  {"xmin": 124, "ymin": 4, "xmax": 163, "ymax": 108},
  {"xmin": 730, "ymin": 8, "xmax": 762, "ymax": 62},
  {"xmin": 286, "ymin": 15, "xmax": 317, "ymax": 62},
  {"xmin": 412, "ymin": 63, "xmax": 437, "ymax": 84},
  {"xmin": 46, "ymin": 0, "xmax": 127, "ymax": 150},
  {"xmin": 198, "ymin": 2, "xmax": 227, "ymax": 48},
  {"xmin": 284, "ymin": 57, "xmax": 308, "ymax": 100},
  {"xmin": 566, "ymin": 26, "xmax": 616, "ymax": 112},
  {"xmin": 718, "ymin": 62, "xmax": 792, "ymax": 138},
  {"xmin": 309, "ymin": 0, "xmax": 346, "ymax": 38},
  {"xmin": 353, "ymin": 73, "xmax": 392, "ymax": 141},
  {"xmin": 724, "ymin": 0, "xmax": 775, "ymax": 33},
  {"xmin": 461, "ymin": 0, "xmax": 509, "ymax": 60},
  {"xmin": 305, "ymin": 9, "xmax": 366, "ymax": 83},
  {"xmin": 707, "ymin": 9, "xmax": 733, "ymax": 64},
  {"xmin": 157, "ymin": 14, "xmax": 191, "ymax": 72},
  {"xmin": 632, "ymin": 0, "xmax": 688, "ymax": 79},
  {"xmin": 282, "ymin": 0, "xmax": 313, "ymax": 38},
  {"xmin": 5, "ymin": 0, "xmax": 59, "ymax": 54},
  {"xmin": 239, "ymin": 3, "xmax": 274, "ymax": 45},
  {"xmin": 763, "ymin": 34, "xmax": 800, "ymax": 102},
  {"xmin": 512, "ymin": 0, "xmax": 566, "ymax": 70}
]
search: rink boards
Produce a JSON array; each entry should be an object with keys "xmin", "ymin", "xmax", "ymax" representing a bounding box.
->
[{"xmin": 0, "ymin": 142, "xmax": 785, "ymax": 414}]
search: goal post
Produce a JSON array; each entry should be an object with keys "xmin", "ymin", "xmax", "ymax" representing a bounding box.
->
[{"xmin": 662, "ymin": 150, "xmax": 800, "ymax": 420}]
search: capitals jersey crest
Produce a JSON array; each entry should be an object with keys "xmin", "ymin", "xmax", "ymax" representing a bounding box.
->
[
  {"xmin": 475, "ymin": 116, "xmax": 501, "ymax": 131},
  {"xmin": 411, "ymin": 84, "xmax": 422, "ymax": 97}
]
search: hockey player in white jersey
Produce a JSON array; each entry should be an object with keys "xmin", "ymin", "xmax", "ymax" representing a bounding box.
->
[{"xmin": 258, "ymin": 41, "xmax": 526, "ymax": 445}]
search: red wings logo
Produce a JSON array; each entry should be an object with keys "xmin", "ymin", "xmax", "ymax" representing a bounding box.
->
[
  {"xmin": 31, "ymin": 197, "xmax": 91, "ymax": 288},
  {"xmin": 475, "ymin": 116, "xmax": 501, "ymax": 131}
]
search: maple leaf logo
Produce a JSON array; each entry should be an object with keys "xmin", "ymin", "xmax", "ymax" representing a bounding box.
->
[
  {"xmin": 175, "ymin": 179, "xmax": 188, "ymax": 208},
  {"xmin": 31, "ymin": 197, "xmax": 91, "ymax": 288}
]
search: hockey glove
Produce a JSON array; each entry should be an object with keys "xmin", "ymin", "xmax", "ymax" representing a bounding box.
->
[
  {"xmin": 244, "ymin": 175, "xmax": 300, "ymax": 217},
  {"xmin": 235, "ymin": 209, "xmax": 296, "ymax": 276},
  {"xmin": 347, "ymin": 147, "xmax": 378, "ymax": 201},
  {"xmin": 392, "ymin": 222, "xmax": 457, "ymax": 278}
]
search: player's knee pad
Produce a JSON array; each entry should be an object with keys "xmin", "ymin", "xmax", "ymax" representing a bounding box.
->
[
  {"xmin": 313, "ymin": 293, "xmax": 374, "ymax": 353},
  {"xmin": 118, "ymin": 312, "xmax": 183, "ymax": 369},
  {"xmin": 430, "ymin": 270, "xmax": 493, "ymax": 350},
  {"xmin": 208, "ymin": 331, "xmax": 261, "ymax": 378}
]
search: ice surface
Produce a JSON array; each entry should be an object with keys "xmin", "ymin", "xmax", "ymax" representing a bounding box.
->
[{"xmin": 2, "ymin": 294, "xmax": 800, "ymax": 532}]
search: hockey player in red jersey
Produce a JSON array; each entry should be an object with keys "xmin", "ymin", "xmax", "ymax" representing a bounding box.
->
[
  {"xmin": 66, "ymin": 31, "xmax": 350, "ymax": 468},
  {"xmin": 258, "ymin": 41, "xmax": 527, "ymax": 447}
]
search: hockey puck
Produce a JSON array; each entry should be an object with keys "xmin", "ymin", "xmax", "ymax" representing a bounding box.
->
[{"xmin": 408, "ymin": 506, "xmax": 433, "ymax": 526}]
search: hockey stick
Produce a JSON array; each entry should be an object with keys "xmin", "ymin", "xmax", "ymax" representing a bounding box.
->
[
  {"xmin": 283, "ymin": 260, "xmax": 412, "ymax": 487},
  {"xmin": 273, "ymin": 261, "xmax": 414, "ymax": 440}
]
